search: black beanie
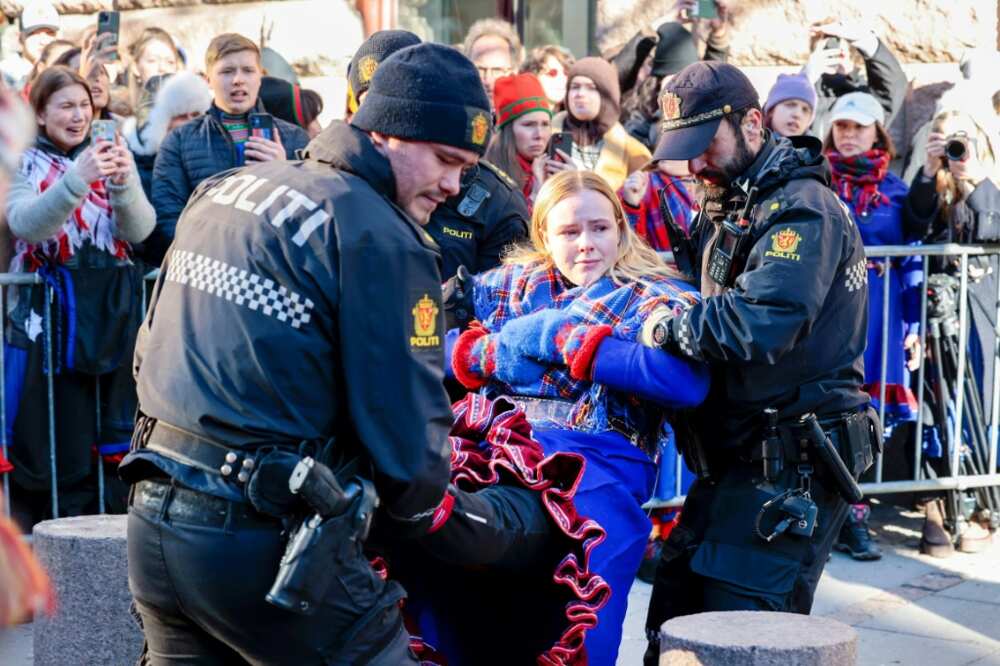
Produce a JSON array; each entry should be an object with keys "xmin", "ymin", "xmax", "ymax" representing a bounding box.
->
[
  {"xmin": 651, "ymin": 23, "xmax": 698, "ymax": 78},
  {"xmin": 260, "ymin": 76, "xmax": 305, "ymax": 127},
  {"xmin": 347, "ymin": 29, "xmax": 421, "ymax": 114},
  {"xmin": 351, "ymin": 43, "xmax": 494, "ymax": 156}
]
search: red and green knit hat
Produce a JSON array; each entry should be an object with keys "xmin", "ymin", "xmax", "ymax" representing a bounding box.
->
[{"xmin": 493, "ymin": 73, "xmax": 552, "ymax": 129}]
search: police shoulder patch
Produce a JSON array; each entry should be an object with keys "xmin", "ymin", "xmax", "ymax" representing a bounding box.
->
[
  {"xmin": 480, "ymin": 159, "xmax": 517, "ymax": 190},
  {"xmin": 410, "ymin": 290, "xmax": 442, "ymax": 350},
  {"xmin": 763, "ymin": 227, "xmax": 804, "ymax": 262}
]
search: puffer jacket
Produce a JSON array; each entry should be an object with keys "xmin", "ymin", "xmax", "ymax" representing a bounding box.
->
[{"xmin": 148, "ymin": 101, "xmax": 309, "ymax": 265}]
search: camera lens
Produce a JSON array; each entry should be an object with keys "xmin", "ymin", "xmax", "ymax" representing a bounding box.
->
[{"xmin": 945, "ymin": 138, "xmax": 968, "ymax": 161}]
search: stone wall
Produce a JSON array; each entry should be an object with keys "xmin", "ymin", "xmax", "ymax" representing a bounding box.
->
[{"xmin": 597, "ymin": 0, "xmax": 998, "ymax": 65}]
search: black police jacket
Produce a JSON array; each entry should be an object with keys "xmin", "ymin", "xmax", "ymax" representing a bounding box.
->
[
  {"xmin": 424, "ymin": 160, "xmax": 530, "ymax": 280},
  {"xmin": 127, "ymin": 121, "xmax": 453, "ymax": 521},
  {"xmin": 672, "ymin": 134, "xmax": 871, "ymax": 448}
]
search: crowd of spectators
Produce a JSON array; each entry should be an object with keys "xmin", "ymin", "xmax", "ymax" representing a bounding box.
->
[{"xmin": 0, "ymin": 0, "xmax": 997, "ymax": 572}]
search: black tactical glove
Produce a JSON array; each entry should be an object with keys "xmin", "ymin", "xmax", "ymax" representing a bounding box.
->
[{"xmin": 442, "ymin": 264, "xmax": 474, "ymax": 330}]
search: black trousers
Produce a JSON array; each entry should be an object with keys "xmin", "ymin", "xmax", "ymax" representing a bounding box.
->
[
  {"xmin": 127, "ymin": 479, "xmax": 416, "ymax": 665},
  {"xmin": 643, "ymin": 464, "xmax": 848, "ymax": 665}
]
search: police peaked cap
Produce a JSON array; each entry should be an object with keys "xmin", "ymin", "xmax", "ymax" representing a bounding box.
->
[{"xmin": 351, "ymin": 43, "xmax": 494, "ymax": 156}]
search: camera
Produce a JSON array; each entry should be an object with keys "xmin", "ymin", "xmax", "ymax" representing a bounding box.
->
[
  {"xmin": 824, "ymin": 37, "xmax": 842, "ymax": 50},
  {"xmin": 945, "ymin": 132, "xmax": 970, "ymax": 162}
]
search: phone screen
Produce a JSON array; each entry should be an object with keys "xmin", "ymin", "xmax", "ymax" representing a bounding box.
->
[
  {"xmin": 90, "ymin": 119, "xmax": 116, "ymax": 144},
  {"xmin": 250, "ymin": 113, "xmax": 274, "ymax": 141},
  {"xmin": 696, "ymin": 0, "xmax": 718, "ymax": 19},
  {"xmin": 96, "ymin": 11, "xmax": 120, "ymax": 61},
  {"xmin": 548, "ymin": 132, "xmax": 573, "ymax": 160}
]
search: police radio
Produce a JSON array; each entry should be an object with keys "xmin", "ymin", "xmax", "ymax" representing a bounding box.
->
[{"xmin": 706, "ymin": 186, "xmax": 758, "ymax": 288}]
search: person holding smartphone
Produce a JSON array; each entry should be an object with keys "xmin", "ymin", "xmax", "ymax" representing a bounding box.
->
[
  {"xmin": 484, "ymin": 72, "xmax": 573, "ymax": 208},
  {"xmin": 552, "ymin": 56, "xmax": 650, "ymax": 191},
  {"xmin": 3, "ymin": 66, "xmax": 153, "ymax": 527},
  {"xmin": 801, "ymin": 19, "xmax": 906, "ymax": 141},
  {"xmin": 150, "ymin": 33, "xmax": 309, "ymax": 265}
]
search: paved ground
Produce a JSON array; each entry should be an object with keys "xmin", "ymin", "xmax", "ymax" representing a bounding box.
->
[
  {"xmin": 3, "ymin": 500, "xmax": 1000, "ymax": 665},
  {"xmin": 619, "ymin": 499, "xmax": 1000, "ymax": 665}
]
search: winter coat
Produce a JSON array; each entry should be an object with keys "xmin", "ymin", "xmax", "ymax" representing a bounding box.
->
[{"xmin": 149, "ymin": 101, "xmax": 309, "ymax": 264}]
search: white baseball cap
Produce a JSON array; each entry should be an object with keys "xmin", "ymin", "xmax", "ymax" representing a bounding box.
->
[
  {"xmin": 19, "ymin": 0, "xmax": 60, "ymax": 35},
  {"xmin": 830, "ymin": 92, "xmax": 885, "ymax": 127}
]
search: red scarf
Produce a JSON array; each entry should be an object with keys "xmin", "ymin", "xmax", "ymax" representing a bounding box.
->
[
  {"xmin": 826, "ymin": 148, "xmax": 891, "ymax": 217},
  {"xmin": 12, "ymin": 147, "xmax": 131, "ymax": 273},
  {"xmin": 516, "ymin": 153, "xmax": 535, "ymax": 211}
]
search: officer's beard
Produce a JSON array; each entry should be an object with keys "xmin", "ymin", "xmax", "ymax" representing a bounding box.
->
[{"xmin": 699, "ymin": 129, "xmax": 758, "ymax": 204}]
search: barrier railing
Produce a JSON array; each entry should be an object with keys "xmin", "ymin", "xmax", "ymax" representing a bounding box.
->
[
  {"xmin": 2, "ymin": 246, "xmax": 998, "ymax": 520},
  {"xmin": 646, "ymin": 243, "xmax": 1000, "ymax": 510},
  {"xmin": 0, "ymin": 270, "xmax": 157, "ymax": 520}
]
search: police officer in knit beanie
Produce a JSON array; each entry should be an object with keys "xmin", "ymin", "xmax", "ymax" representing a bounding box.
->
[
  {"xmin": 352, "ymin": 42, "xmax": 493, "ymax": 156},
  {"xmin": 346, "ymin": 29, "xmax": 421, "ymax": 116}
]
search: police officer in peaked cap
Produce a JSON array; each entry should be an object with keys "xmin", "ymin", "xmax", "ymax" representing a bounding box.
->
[{"xmin": 637, "ymin": 61, "xmax": 881, "ymax": 663}]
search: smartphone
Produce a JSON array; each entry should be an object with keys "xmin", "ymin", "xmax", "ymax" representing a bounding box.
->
[
  {"xmin": 548, "ymin": 132, "xmax": 573, "ymax": 161},
  {"xmin": 96, "ymin": 11, "xmax": 120, "ymax": 62},
  {"xmin": 692, "ymin": 0, "xmax": 718, "ymax": 19},
  {"xmin": 250, "ymin": 113, "xmax": 274, "ymax": 141},
  {"xmin": 824, "ymin": 36, "xmax": 842, "ymax": 50},
  {"xmin": 90, "ymin": 119, "xmax": 116, "ymax": 144}
]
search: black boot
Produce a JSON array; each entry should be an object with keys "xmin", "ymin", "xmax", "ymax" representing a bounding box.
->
[{"xmin": 834, "ymin": 503, "xmax": 882, "ymax": 561}]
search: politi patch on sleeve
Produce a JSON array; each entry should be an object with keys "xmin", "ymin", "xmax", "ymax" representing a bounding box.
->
[
  {"xmin": 764, "ymin": 227, "xmax": 803, "ymax": 261},
  {"xmin": 410, "ymin": 291, "xmax": 442, "ymax": 349}
]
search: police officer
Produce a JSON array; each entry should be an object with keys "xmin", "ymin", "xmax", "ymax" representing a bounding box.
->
[
  {"xmin": 424, "ymin": 159, "xmax": 529, "ymax": 280},
  {"xmin": 638, "ymin": 62, "xmax": 879, "ymax": 661},
  {"xmin": 346, "ymin": 30, "xmax": 529, "ymax": 283},
  {"xmin": 121, "ymin": 43, "xmax": 490, "ymax": 664}
]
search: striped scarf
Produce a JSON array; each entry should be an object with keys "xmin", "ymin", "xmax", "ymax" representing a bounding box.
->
[
  {"xmin": 827, "ymin": 148, "xmax": 891, "ymax": 217},
  {"xmin": 11, "ymin": 145, "xmax": 130, "ymax": 274}
]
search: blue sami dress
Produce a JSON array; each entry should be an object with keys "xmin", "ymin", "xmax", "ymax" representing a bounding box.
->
[
  {"xmin": 840, "ymin": 172, "xmax": 923, "ymax": 422},
  {"xmin": 446, "ymin": 260, "xmax": 708, "ymax": 664}
]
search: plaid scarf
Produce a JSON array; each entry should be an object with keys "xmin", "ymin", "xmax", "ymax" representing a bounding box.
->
[
  {"xmin": 11, "ymin": 145, "xmax": 130, "ymax": 273},
  {"xmin": 827, "ymin": 148, "xmax": 891, "ymax": 217},
  {"xmin": 472, "ymin": 260, "xmax": 699, "ymax": 450}
]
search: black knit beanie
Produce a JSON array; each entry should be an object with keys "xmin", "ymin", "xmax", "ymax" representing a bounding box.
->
[
  {"xmin": 351, "ymin": 43, "xmax": 494, "ymax": 156},
  {"xmin": 260, "ymin": 76, "xmax": 305, "ymax": 127},
  {"xmin": 651, "ymin": 22, "xmax": 698, "ymax": 77},
  {"xmin": 347, "ymin": 29, "xmax": 421, "ymax": 114}
]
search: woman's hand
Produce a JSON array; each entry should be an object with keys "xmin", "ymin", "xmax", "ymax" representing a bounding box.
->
[
  {"xmin": 802, "ymin": 40, "xmax": 842, "ymax": 83},
  {"xmin": 622, "ymin": 170, "xmax": 649, "ymax": 207},
  {"xmin": 947, "ymin": 142, "xmax": 989, "ymax": 187},
  {"xmin": 107, "ymin": 134, "xmax": 134, "ymax": 186},
  {"xmin": 75, "ymin": 140, "xmax": 118, "ymax": 185},
  {"xmin": 544, "ymin": 148, "xmax": 576, "ymax": 177},
  {"xmin": 904, "ymin": 333, "xmax": 921, "ymax": 372},
  {"xmin": 923, "ymin": 132, "xmax": 946, "ymax": 180},
  {"xmin": 530, "ymin": 154, "xmax": 547, "ymax": 199},
  {"xmin": 79, "ymin": 32, "xmax": 117, "ymax": 79}
]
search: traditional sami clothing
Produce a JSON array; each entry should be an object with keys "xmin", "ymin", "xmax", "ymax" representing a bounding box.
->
[
  {"xmin": 434, "ymin": 260, "xmax": 707, "ymax": 664},
  {"xmin": 829, "ymin": 151, "xmax": 922, "ymax": 423}
]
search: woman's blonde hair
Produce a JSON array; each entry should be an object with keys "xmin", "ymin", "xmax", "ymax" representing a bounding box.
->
[{"xmin": 504, "ymin": 170, "xmax": 680, "ymax": 285}]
